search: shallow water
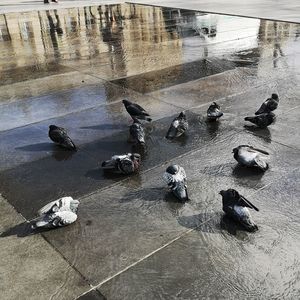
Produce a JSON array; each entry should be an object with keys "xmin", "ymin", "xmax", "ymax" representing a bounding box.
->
[{"xmin": 0, "ymin": 3, "xmax": 300, "ymax": 300}]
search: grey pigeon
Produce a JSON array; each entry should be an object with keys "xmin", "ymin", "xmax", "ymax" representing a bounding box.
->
[
  {"xmin": 233, "ymin": 145, "xmax": 269, "ymax": 171},
  {"xmin": 166, "ymin": 112, "xmax": 188, "ymax": 139},
  {"xmin": 101, "ymin": 153, "xmax": 141, "ymax": 174},
  {"xmin": 49, "ymin": 125, "xmax": 77, "ymax": 150},
  {"xmin": 255, "ymin": 93, "xmax": 279, "ymax": 115},
  {"xmin": 219, "ymin": 189, "xmax": 259, "ymax": 232},
  {"xmin": 163, "ymin": 164, "xmax": 189, "ymax": 201},
  {"xmin": 122, "ymin": 99, "xmax": 152, "ymax": 122},
  {"xmin": 129, "ymin": 117, "xmax": 145, "ymax": 146},
  {"xmin": 207, "ymin": 102, "xmax": 223, "ymax": 121},
  {"xmin": 244, "ymin": 112, "xmax": 275, "ymax": 128},
  {"xmin": 31, "ymin": 196, "xmax": 79, "ymax": 229}
]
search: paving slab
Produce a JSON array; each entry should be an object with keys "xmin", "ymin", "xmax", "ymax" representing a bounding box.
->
[
  {"xmin": 0, "ymin": 195, "xmax": 90, "ymax": 300},
  {"xmin": 0, "ymin": 83, "xmax": 180, "ymax": 171},
  {"xmin": 129, "ymin": 0, "xmax": 300, "ymax": 23},
  {"xmin": 0, "ymin": 71, "xmax": 101, "ymax": 103},
  {"xmin": 0, "ymin": 110, "xmax": 235, "ymax": 219},
  {"xmin": 97, "ymin": 167, "xmax": 300, "ymax": 299},
  {"xmin": 40, "ymin": 131, "xmax": 300, "ymax": 287}
]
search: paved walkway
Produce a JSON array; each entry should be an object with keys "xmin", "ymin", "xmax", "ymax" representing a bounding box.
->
[{"xmin": 0, "ymin": 2, "xmax": 300, "ymax": 300}]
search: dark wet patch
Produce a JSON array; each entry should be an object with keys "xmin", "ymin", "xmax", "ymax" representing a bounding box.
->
[
  {"xmin": 110, "ymin": 57, "xmax": 253, "ymax": 93},
  {"xmin": 77, "ymin": 289, "xmax": 107, "ymax": 300}
]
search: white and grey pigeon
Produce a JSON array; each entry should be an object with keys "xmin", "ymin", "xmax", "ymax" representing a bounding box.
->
[
  {"xmin": 48, "ymin": 125, "xmax": 77, "ymax": 151},
  {"xmin": 207, "ymin": 102, "xmax": 223, "ymax": 121},
  {"xmin": 220, "ymin": 189, "xmax": 259, "ymax": 232},
  {"xmin": 31, "ymin": 196, "xmax": 79, "ymax": 229},
  {"xmin": 255, "ymin": 93, "xmax": 279, "ymax": 115},
  {"xmin": 233, "ymin": 145, "xmax": 269, "ymax": 171},
  {"xmin": 101, "ymin": 153, "xmax": 141, "ymax": 174},
  {"xmin": 129, "ymin": 117, "xmax": 145, "ymax": 146},
  {"xmin": 166, "ymin": 112, "xmax": 188, "ymax": 139},
  {"xmin": 163, "ymin": 164, "xmax": 189, "ymax": 201}
]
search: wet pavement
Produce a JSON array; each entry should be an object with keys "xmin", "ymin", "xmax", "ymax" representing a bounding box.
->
[{"xmin": 0, "ymin": 3, "xmax": 299, "ymax": 300}]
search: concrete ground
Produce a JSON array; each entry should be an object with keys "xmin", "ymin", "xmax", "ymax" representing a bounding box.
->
[{"xmin": 0, "ymin": 2, "xmax": 300, "ymax": 300}]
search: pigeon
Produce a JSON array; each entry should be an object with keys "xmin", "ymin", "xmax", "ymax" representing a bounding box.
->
[
  {"xmin": 101, "ymin": 153, "xmax": 141, "ymax": 174},
  {"xmin": 207, "ymin": 102, "xmax": 223, "ymax": 121},
  {"xmin": 233, "ymin": 145, "xmax": 269, "ymax": 171},
  {"xmin": 163, "ymin": 164, "xmax": 189, "ymax": 201},
  {"xmin": 219, "ymin": 189, "xmax": 259, "ymax": 232},
  {"xmin": 122, "ymin": 99, "xmax": 152, "ymax": 122},
  {"xmin": 31, "ymin": 196, "xmax": 79, "ymax": 229},
  {"xmin": 166, "ymin": 112, "xmax": 188, "ymax": 139},
  {"xmin": 129, "ymin": 117, "xmax": 145, "ymax": 145},
  {"xmin": 255, "ymin": 94, "xmax": 279, "ymax": 115},
  {"xmin": 49, "ymin": 125, "xmax": 77, "ymax": 150},
  {"xmin": 244, "ymin": 112, "xmax": 275, "ymax": 128}
]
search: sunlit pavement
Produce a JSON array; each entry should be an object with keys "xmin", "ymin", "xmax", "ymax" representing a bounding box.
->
[{"xmin": 0, "ymin": 2, "xmax": 300, "ymax": 300}]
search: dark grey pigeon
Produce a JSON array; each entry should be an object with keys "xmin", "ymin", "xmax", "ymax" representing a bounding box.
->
[
  {"xmin": 219, "ymin": 189, "xmax": 259, "ymax": 232},
  {"xmin": 166, "ymin": 112, "xmax": 188, "ymax": 139},
  {"xmin": 207, "ymin": 102, "xmax": 223, "ymax": 121},
  {"xmin": 233, "ymin": 145, "xmax": 269, "ymax": 171},
  {"xmin": 163, "ymin": 164, "xmax": 189, "ymax": 201},
  {"xmin": 122, "ymin": 99, "xmax": 152, "ymax": 122},
  {"xmin": 101, "ymin": 153, "xmax": 141, "ymax": 174},
  {"xmin": 49, "ymin": 125, "xmax": 77, "ymax": 150},
  {"xmin": 31, "ymin": 196, "xmax": 79, "ymax": 229},
  {"xmin": 255, "ymin": 93, "xmax": 279, "ymax": 115},
  {"xmin": 129, "ymin": 117, "xmax": 145, "ymax": 146},
  {"xmin": 244, "ymin": 112, "xmax": 275, "ymax": 128}
]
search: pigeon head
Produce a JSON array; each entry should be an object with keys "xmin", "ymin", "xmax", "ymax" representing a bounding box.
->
[
  {"xmin": 211, "ymin": 102, "xmax": 220, "ymax": 108},
  {"xmin": 271, "ymin": 93, "xmax": 279, "ymax": 100},
  {"xmin": 49, "ymin": 125, "xmax": 59, "ymax": 130},
  {"xmin": 122, "ymin": 99, "xmax": 131, "ymax": 107},
  {"xmin": 219, "ymin": 188, "xmax": 240, "ymax": 200},
  {"xmin": 232, "ymin": 147, "xmax": 239, "ymax": 154},
  {"xmin": 166, "ymin": 164, "xmax": 179, "ymax": 175},
  {"xmin": 178, "ymin": 111, "xmax": 186, "ymax": 119}
]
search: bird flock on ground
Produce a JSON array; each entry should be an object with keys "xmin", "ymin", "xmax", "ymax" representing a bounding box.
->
[{"xmin": 31, "ymin": 93, "xmax": 279, "ymax": 233}]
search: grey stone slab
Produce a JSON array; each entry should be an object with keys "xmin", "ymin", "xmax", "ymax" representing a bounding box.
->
[
  {"xmin": 0, "ymin": 83, "xmax": 180, "ymax": 171},
  {"xmin": 98, "ymin": 167, "xmax": 300, "ymax": 299},
  {"xmin": 252, "ymin": 106, "xmax": 300, "ymax": 150},
  {"xmin": 0, "ymin": 81, "xmax": 111, "ymax": 132},
  {"xmin": 0, "ymin": 110, "xmax": 235, "ymax": 219},
  {"xmin": 147, "ymin": 67, "xmax": 259, "ymax": 109},
  {"xmin": 0, "ymin": 195, "xmax": 90, "ymax": 300},
  {"xmin": 129, "ymin": 0, "xmax": 300, "ymax": 23},
  {"xmin": 0, "ymin": 71, "xmax": 101, "ymax": 103},
  {"xmin": 40, "ymin": 131, "xmax": 299, "ymax": 286}
]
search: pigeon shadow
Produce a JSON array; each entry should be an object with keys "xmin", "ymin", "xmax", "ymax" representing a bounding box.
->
[
  {"xmin": 220, "ymin": 214, "xmax": 254, "ymax": 237},
  {"xmin": 15, "ymin": 142, "xmax": 53, "ymax": 152},
  {"xmin": 0, "ymin": 221, "xmax": 56, "ymax": 238},
  {"xmin": 85, "ymin": 168, "xmax": 125, "ymax": 181},
  {"xmin": 232, "ymin": 164, "xmax": 266, "ymax": 179},
  {"xmin": 119, "ymin": 186, "xmax": 165, "ymax": 203},
  {"xmin": 80, "ymin": 124, "xmax": 124, "ymax": 130},
  {"xmin": 52, "ymin": 149, "xmax": 76, "ymax": 161},
  {"xmin": 244, "ymin": 125, "xmax": 271, "ymax": 143},
  {"xmin": 205, "ymin": 118, "xmax": 221, "ymax": 135},
  {"xmin": 165, "ymin": 134, "xmax": 189, "ymax": 147},
  {"xmin": 177, "ymin": 212, "xmax": 221, "ymax": 232}
]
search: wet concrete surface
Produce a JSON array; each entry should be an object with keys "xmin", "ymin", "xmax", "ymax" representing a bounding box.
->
[{"xmin": 0, "ymin": 3, "xmax": 300, "ymax": 299}]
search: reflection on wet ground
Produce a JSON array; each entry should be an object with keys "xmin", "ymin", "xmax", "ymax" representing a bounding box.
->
[{"xmin": 0, "ymin": 3, "xmax": 300, "ymax": 300}]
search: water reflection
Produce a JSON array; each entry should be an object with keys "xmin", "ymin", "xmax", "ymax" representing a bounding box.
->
[{"xmin": 0, "ymin": 3, "xmax": 299, "ymax": 87}]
